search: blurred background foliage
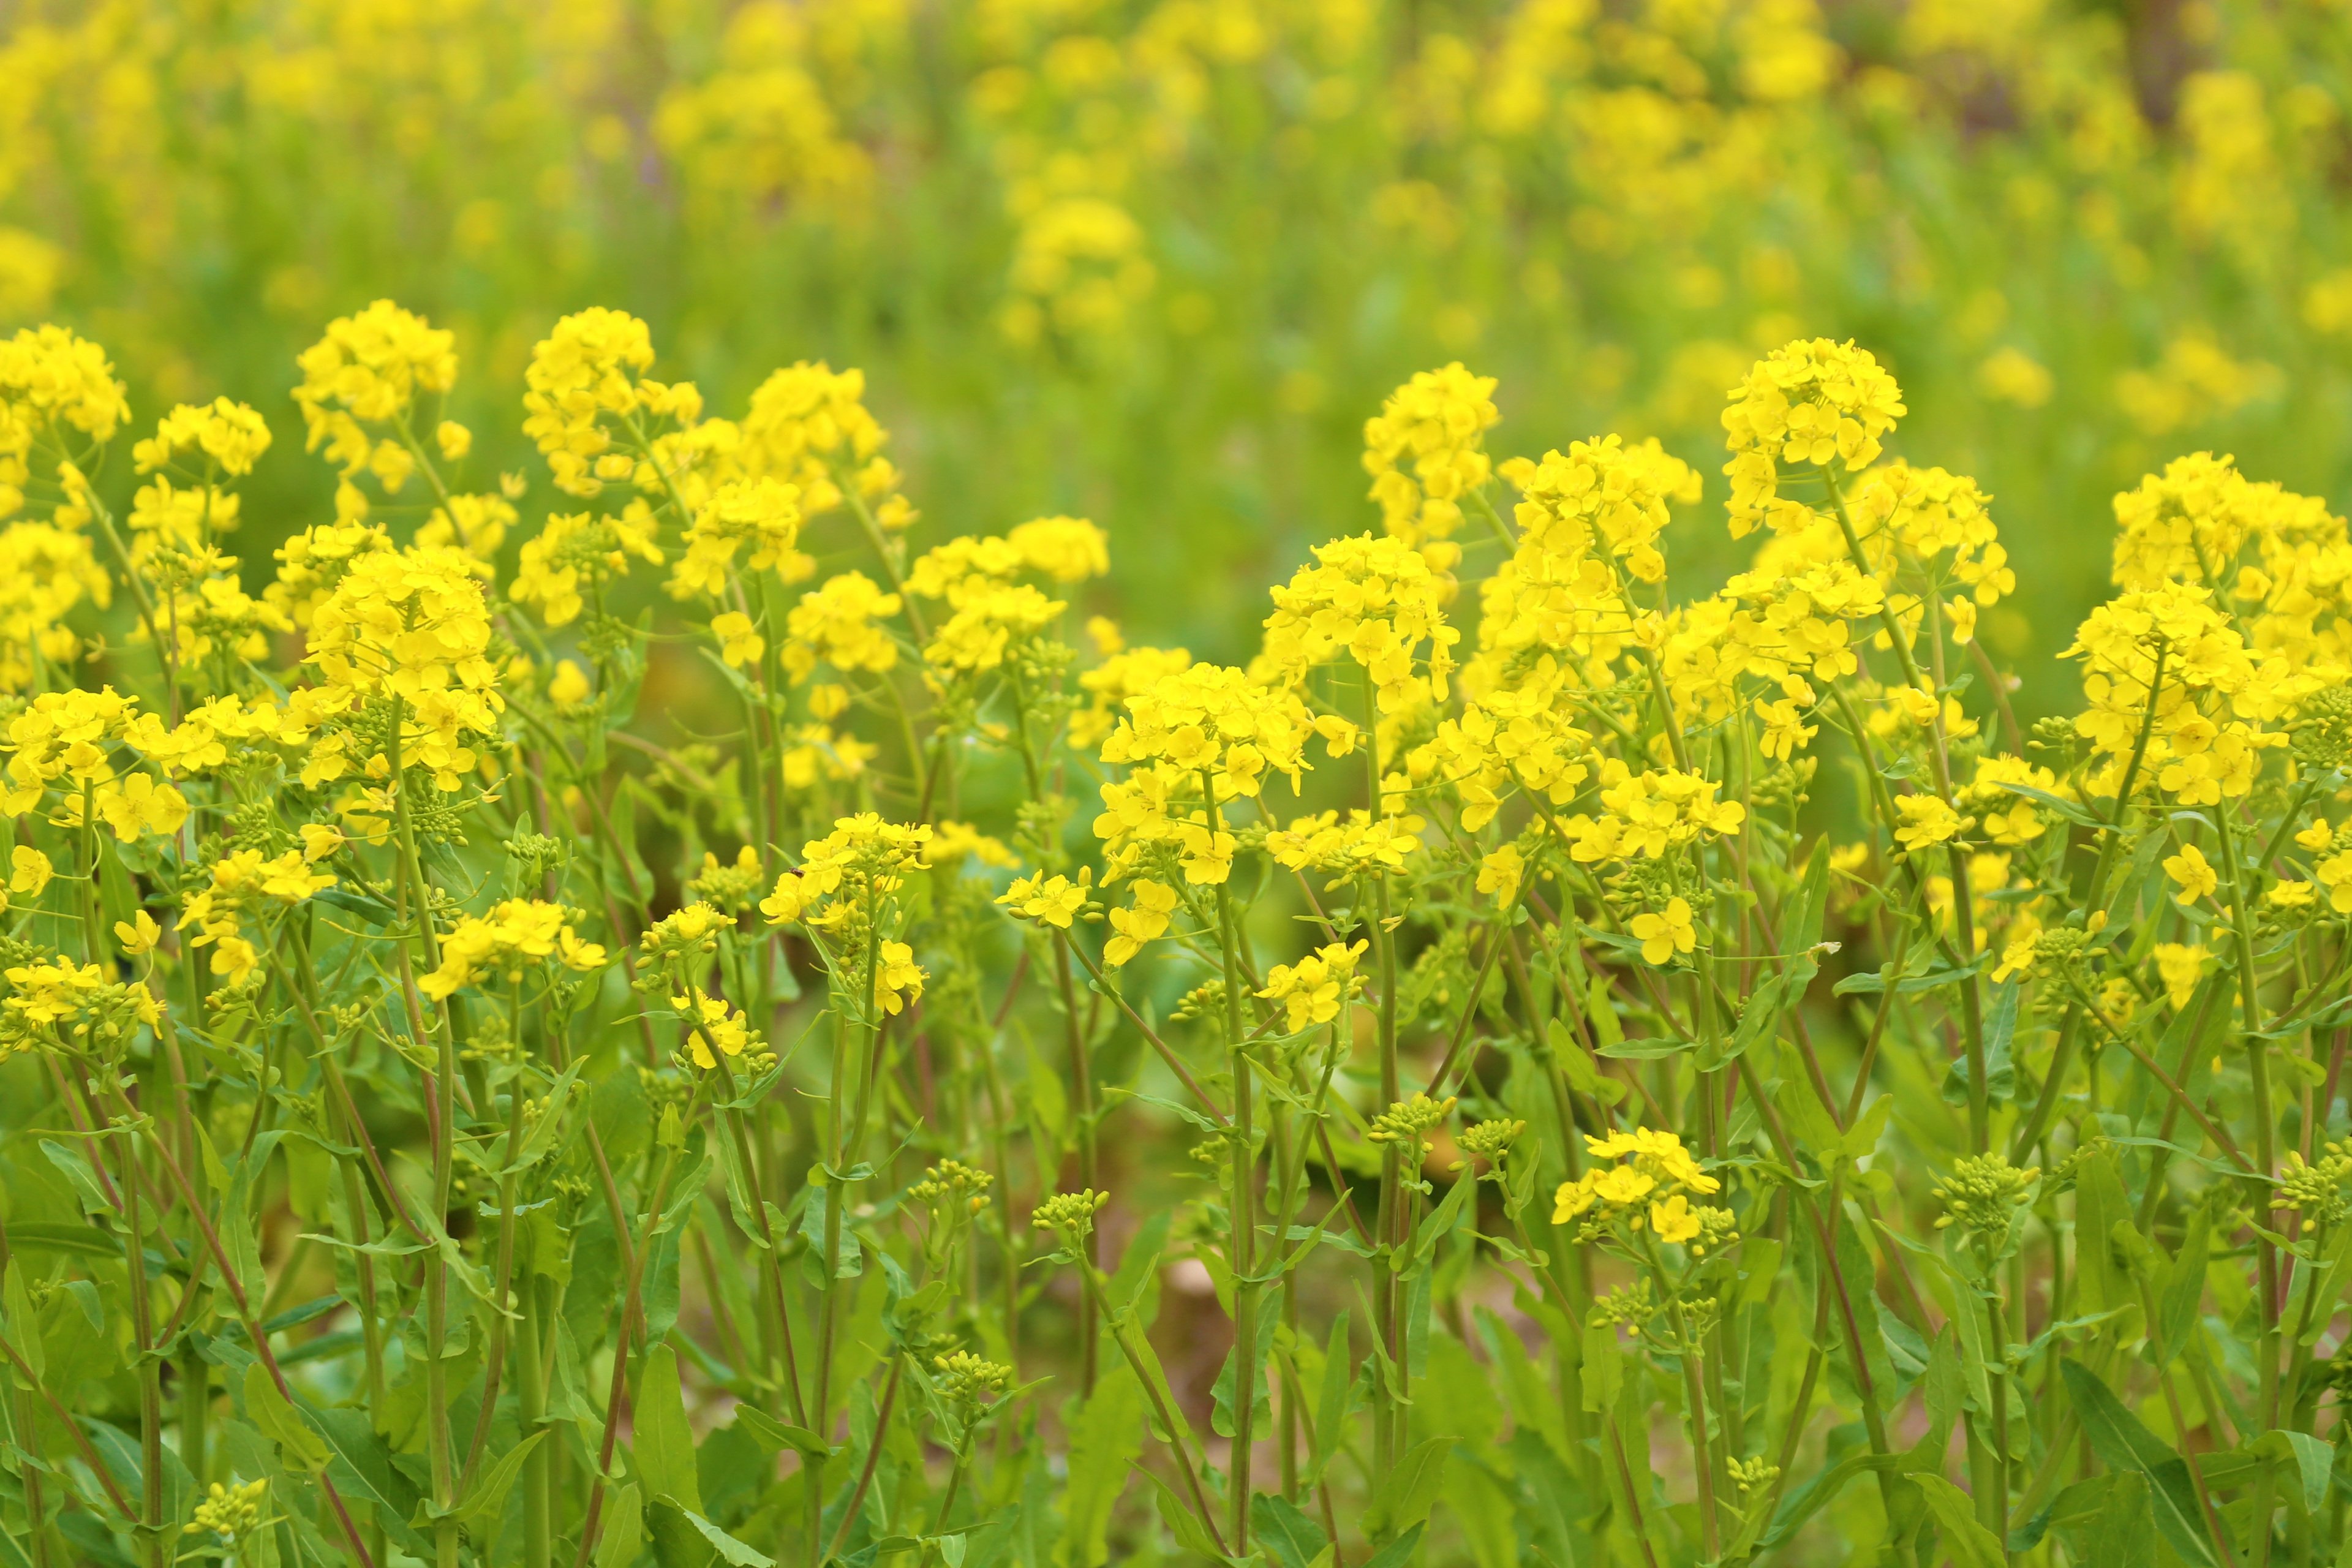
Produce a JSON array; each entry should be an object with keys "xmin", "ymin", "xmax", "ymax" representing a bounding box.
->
[{"xmin": 2, "ymin": 0, "xmax": 2349, "ymax": 717}]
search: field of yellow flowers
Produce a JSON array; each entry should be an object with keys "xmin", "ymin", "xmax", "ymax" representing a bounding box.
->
[{"xmin": 6, "ymin": 2, "xmax": 2352, "ymax": 1568}]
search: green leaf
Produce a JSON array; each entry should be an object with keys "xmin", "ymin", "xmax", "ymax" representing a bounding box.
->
[
  {"xmin": 243, "ymin": 1363, "xmax": 332, "ymax": 1473},
  {"xmin": 730, "ymin": 1406, "xmax": 839, "ymax": 1462},
  {"xmin": 1251, "ymin": 1493, "xmax": 1329, "ymax": 1568},
  {"xmin": 1991, "ymin": 780, "xmax": 2107, "ymax": 829},
  {"xmin": 2, "ymin": 1261, "xmax": 42, "ymax": 1382},
  {"xmin": 1787, "ymin": 841, "xmax": 1831, "ymax": 953},
  {"xmin": 675, "ymin": 1506, "xmax": 772, "ymax": 1567},
  {"xmin": 1061, "ymin": 1366, "xmax": 1142, "ymax": 1568},
  {"xmin": 1584, "ymin": 976, "xmax": 1623, "ymax": 1050},
  {"xmin": 2255, "ymin": 1428, "xmax": 2332, "ymax": 1517},
  {"xmin": 308, "ymin": 1406, "xmax": 431, "ymax": 1556},
  {"xmin": 1840, "ymin": 1093, "xmax": 1893, "ymax": 1166},
  {"xmin": 1594, "ymin": 1036, "xmax": 1690, "ymax": 1060},
  {"xmin": 2071, "ymin": 1151, "xmax": 2130, "ymax": 1319},
  {"xmin": 505, "ymin": 1061, "xmax": 584, "ymax": 1177},
  {"xmin": 2153, "ymin": 1207, "xmax": 2211, "ymax": 1366},
  {"xmin": 1580, "ymin": 1321, "xmax": 1621, "ymax": 1414},
  {"xmin": 1548, "ymin": 1019, "xmax": 1624, "ymax": 1106},
  {"xmin": 1357, "ymin": 1522, "xmax": 1425, "ymax": 1568},
  {"xmin": 1702, "ymin": 968, "xmax": 1800, "ymax": 1072},
  {"xmin": 2, "ymin": 1223, "xmax": 123, "ymax": 1261},
  {"xmin": 1310, "ymin": 1310, "xmax": 1353, "ymax": 1485},
  {"xmin": 1144, "ymin": 1467, "xmax": 1226, "ymax": 1561},
  {"xmin": 596, "ymin": 1484, "xmax": 646, "ymax": 1568},
  {"xmin": 457, "ymin": 1429, "xmax": 546, "ymax": 1526},
  {"xmin": 37, "ymin": 1140, "xmax": 114, "ymax": 1220},
  {"xmin": 1365, "ymin": 1438, "xmax": 1447, "ymax": 1538},
  {"xmin": 1400, "ymin": 1170, "xmax": 1478, "ymax": 1272},
  {"xmin": 633, "ymin": 1343, "xmax": 702, "ymax": 1513},
  {"xmin": 2089, "ymin": 1471, "xmax": 2156, "ymax": 1564},
  {"xmin": 1910, "ymin": 1473, "xmax": 2006, "ymax": 1568},
  {"xmin": 2060, "ymin": 1359, "xmax": 2217, "ymax": 1567}
]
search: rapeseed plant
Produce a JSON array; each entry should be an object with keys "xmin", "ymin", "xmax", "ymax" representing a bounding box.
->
[{"xmin": 0, "ymin": 294, "xmax": 2348, "ymax": 1568}]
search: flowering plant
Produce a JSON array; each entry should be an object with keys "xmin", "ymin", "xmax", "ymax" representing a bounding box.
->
[{"xmin": 0, "ymin": 309, "xmax": 2344, "ymax": 1568}]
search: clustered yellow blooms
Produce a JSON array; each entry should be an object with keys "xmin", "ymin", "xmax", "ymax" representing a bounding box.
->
[
  {"xmin": 1261, "ymin": 533, "xmax": 1460, "ymax": 713},
  {"xmin": 1094, "ymin": 663, "xmax": 1322, "ymax": 888},
  {"xmin": 1721, "ymin": 337, "xmax": 1907, "ymax": 538},
  {"xmin": 1256, "ymin": 940, "xmax": 1367, "ymax": 1031},
  {"xmin": 300, "ymin": 545, "xmax": 505, "ymax": 792},
  {"xmin": 1562, "ymin": 763, "xmax": 1746, "ymax": 864},
  {"xmin": 176, "ymin": 843, "xmax": 340, "ymax": 985},
  {"xmin": 905, "ymin": 518, "xmax": 1107, "ymax": 676},
  {"xmin": 1553, "ymin": 1128, "xmax": 1731, "ymax": 1252},
  {"xmin": 421, "ymin": 899, "xmax": 608, "ymax": 1000},
  {"xmin": 1360, "ymin": 361, "xmax": 1499, "ymax": 559}
]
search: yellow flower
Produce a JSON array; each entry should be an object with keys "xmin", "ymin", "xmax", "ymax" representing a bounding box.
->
[
  {"xmin": 1893, "ymin": 794, "xmax": 1969, "ymax": 852},
  {"xmin": 998, "ymin": 873, "xmax": 1088, "ymax": 930},
  {"xmin": 1649, "ymin": 1194, "xmax": 1703, "ymax": 1245},
  {"xmin": 2153, "ymin": 943, "xmax": 2207, "ymax": 1009},
  {"xmin": 9, "ymin": 846, "xmax": 51, "ymax": 897},
  {"xmin": 2165, "ymin": 842, "xmax": 2218, "ymax": 907},
  {"xmin": 1104, "ymin": 880, "xmax": 1180, "ymax": 967},
  {"xmin": 713, "ymin": 610, "xmax": 766, "ymax": 670},
  {"xmin": 1256, "ymin": 941, "xmax": 1367, "ymax": 1031},
  {"xmin": 116, "ymin": 910, "xmax": 160, "ymax": 957},
  {"xmin": 1629, "ymin": 897, "xmax": 1695, "ymax": 967},
  {"xmin": 1476, "ymin": 843, "xmax": 1525, "ymax": 904},
  {"xmin": 92, "ymin": 774, "xmax": 190, "ymax": 843},
  {"xmin": 873, "ymin": 940, "xmax": 925, "ymax": 1016},
  {"xmin": 2267, "ymin": 879, "xmax": 2317, "ymax": 911}
]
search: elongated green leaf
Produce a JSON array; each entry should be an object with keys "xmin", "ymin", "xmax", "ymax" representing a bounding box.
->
[
  {"xmin": 730, "ymin": 1405, "xmax": 838, "ymax": 1461},
  {"xmin": 596, "ymin": 1484, "xmax": 646, "ymax": 1568},
  {"xmin": 2153, "ymin": 1207, "xmax": 2209, "ymax": 1366},
  {"xmin": 1062, "ymin": 1366, "xmax": 1142, "ymax": 1568},
  {"xmin": 1364, "ymin": 1438, "xmax": 1446, "ymax": 1538},
  {"xmin": 1251, "ymin": 1493, "xmax": 1329, "ymax": 1568},
  {"xmin": 2090, "ymin": 1471, "xmax": 2155, "ymax": 1564},
  {"xmin": 1911, "ymin": 1474, "xmax": 2005, "ymax": 1568},
  {"xmin": 2060, "ymin": 1359, "xmax": 2216, "ymax": 1567},
  {"xmin": 243, "ymin": 1363, "xmax": 332, "ymax": 1473},
  {"xmin": 1144, "ymin": 1467, "xmax": 1226, "ymax": 1560},
  {"xmin": 2255, "ymin": 1428, "xmax": 2332, "ymax": 1516},
  {"xmin": 676, "ymin": 1507, "xmax": 772, "ymax": 1567},
  {"xmin": 1310, "ymin": 1310, "xmax": 1352, "ymax": 1485},
  {"xmin": 1580, "ymin": 1320, "xmax": 1621, "ymax": 1414},
  {"xmin": 457, "ymin": 1429, "xmax": 546, "ymax": 1526},
  {"xmin": 1358, "ymin": 1522, "xmax": 1425, "ymax": 1568},
  {"xmin": 633, "ymin": 1343, "xmax": 701, "ymax": 1513}
]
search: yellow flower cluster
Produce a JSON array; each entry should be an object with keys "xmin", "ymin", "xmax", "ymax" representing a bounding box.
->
[
  {"xmin": 1256, "ymin": 940, "xmax": 1367, "ymax": 1031},
  {"xmin": 1561, "ymin": 761, "xmax": 1746, "ymax": 864},
  {"xmin": 511, "ymin": 509, "xmax": 665, "ymax": 628},
  {"xmin": 1553, "ymin": 1127, "xmax": 1723, "ymax": 1248},
  {"xmin": 1095, "ymin": 663, "xmax": 1320, "ymax": 886},
  {"xmin": 1261, "ymin": 533, "xmax": 1460, "ymax": 713},
  {"xmin": 759, "ymin": 813, "xmax": 933, "ymax": 935},
  {"xmin": 1722, "ymin": 337, "xmax": 1907, "ymax": 538},
  {"xmin": 178, "ymin": 845, "xmax": 339, "ymax": 986},
  {"xmin": 1265, "ymin": 809, "xmax": 1424, "ymax": 883},
  {"xmin": 669, "ymin": 476, "xmax": 810, "ymax": 602},
  {"xmin": 1361, "ymin": 362, "xmax": 1499, "ymax": 553},
  {"xmin": 784, "ymin": 571, "xmax": 903, "ymax": 682},
  {"xmin": 0, "ymin": 325, "xmax": 130, "ymax": 526},
  {"xmin": 292, "ymin": 300, "xmax": 458, "ymax": 493},
  {"xmin": 301, "ymin": 545, "xmax": 505, "ymax": 791},
  {"xmin": 521, "ymin": 307, "xmax": 697, "ymax": 499},
  {"xmin": 420, "ymin": 899, "xmax": 608, "ymax": 1001},
  {"xmin": 738, "ymin": 361, "xmax": 910, "ymax": 527}
]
